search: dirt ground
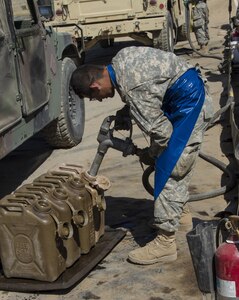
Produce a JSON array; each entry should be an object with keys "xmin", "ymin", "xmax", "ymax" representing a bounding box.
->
[{"xmin": 0, "ymin": 0, "xmax": 238, "ymax": 299}]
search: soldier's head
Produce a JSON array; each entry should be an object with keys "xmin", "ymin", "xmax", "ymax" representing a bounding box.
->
[{"xmin": 71, "ymin": 64, "xmax": 115, "ymax": 101}]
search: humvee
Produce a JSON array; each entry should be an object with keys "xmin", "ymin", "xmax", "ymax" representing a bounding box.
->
[
  {"xmin": 48, "ymin": 0, "xmax": 187, "ymax": 52},
  {"xmin": 0, "ymin": 0, "xmax": 85, "ymax": 160},
  {"xmin": 0, "ymin": 0, "xmax": 187, "ymax": 160}
]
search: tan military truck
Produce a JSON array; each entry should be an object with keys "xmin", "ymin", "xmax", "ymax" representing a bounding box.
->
[
  {"xmin": 47, "ymin": 0, "xmax": 187, "ymax": 52},
  {"xmin": 1, "ymin": 0, "xmax": 187, "ymax": 160}
]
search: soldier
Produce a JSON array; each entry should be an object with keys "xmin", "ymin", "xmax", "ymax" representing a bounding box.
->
[
  {"xmin": 184, "ymin": 0, "xmax": 210, "ymax": 52},
  {"xmin": 71, "ymin": 46, "xmax": 213, "ymax": 265},
  {"xmin": 191, "ymin": 0, "xmax": 210, "ymax": 52}
]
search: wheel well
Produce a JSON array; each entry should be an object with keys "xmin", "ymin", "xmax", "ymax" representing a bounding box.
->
[{"xmin": 62, "ymin": 45, "xmax": 82, "ymax": 66}]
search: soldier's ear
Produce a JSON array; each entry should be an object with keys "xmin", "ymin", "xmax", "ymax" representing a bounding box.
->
[{"xmin": 89, "ymin": 81, "xmax": 101, "ymax": 91}]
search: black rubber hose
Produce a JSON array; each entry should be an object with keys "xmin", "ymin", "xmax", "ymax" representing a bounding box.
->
[
  {"xmin": 190, "ymin": 151, "xmax": 236, "ymax": 201},
  {"xmin": 184, "ymin": 3, "xmax": 222, "ymax": 60},
  {"xmin": 142, "ymin": 152, "xmax": 237, "ymax": 201},
  {"xmin": 142, "ymin": 165, "xmax": 154, "ymax": 197}
]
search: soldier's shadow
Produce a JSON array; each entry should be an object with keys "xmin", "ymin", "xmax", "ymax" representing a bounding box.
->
[
  {"xmin": 105, "ymin": 196, "xmax": 221, "ymax": 247},
  {"xmin": 105, "ymin": 196, "xmax": 158, "ymax": 246}
]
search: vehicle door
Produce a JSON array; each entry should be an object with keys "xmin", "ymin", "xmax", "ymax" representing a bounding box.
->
[
  {"xmin": 11, "ymin": 0, "xmax": 50, "ymax": 116},
  {"xmin": 0, "ymin": 0, "xmax": 22, "ymax": 134}
]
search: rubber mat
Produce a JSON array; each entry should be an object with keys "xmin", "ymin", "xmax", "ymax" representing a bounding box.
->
[{"xmin": 0, "ymin": 229, "xmax": 126, "ymax": 292}]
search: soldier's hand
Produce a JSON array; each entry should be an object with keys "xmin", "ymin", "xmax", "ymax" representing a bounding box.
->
[{"xmin": 138, "ymin": 147, "xmax": 155, "ymax": 166}]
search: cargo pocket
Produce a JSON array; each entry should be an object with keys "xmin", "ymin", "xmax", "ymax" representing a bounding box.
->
[
  {"xmin": 192, "ymin": 7, "xmax": 204, "ymax": 29},
  {"xmin": 193, "ymin": 18, "xmax": 204, "ymax": 28},
  {"xmin": 171, "ymin": 143, "xmax": 201, "ymax": 180}
]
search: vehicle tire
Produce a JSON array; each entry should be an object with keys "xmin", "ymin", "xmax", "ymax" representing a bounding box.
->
[
  {"xmin": 153, "ymin": 12, "xmax": 174, "ymax": 52},
  {"xmin": 43, "ymin": 57, "xmax": 85, "ymax": 148},
  {"xmin": 177, "ymin": 23, "xmax": 188, "ymax": 42},
  {"xmin": 99, "ymin": 38, "xmax": 114, "ymax": 48}
]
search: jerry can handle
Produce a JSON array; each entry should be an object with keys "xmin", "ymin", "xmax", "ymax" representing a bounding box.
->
[{"xmin": 0, "ymin": 203, "xmax": 24, "ymax": 212}]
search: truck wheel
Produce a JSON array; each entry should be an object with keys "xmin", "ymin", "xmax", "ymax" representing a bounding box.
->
[
  {"xmin": 43, "ymin": 57, "xmax": 85, "ymax": 148},
  {"xmin": 153, "ymin": 12, "xmax": 174, "ymax": 52}
]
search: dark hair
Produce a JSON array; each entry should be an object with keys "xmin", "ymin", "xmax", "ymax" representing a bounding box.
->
[{"xmin": 70, "ymin": 64, "xmax": 105, "ymax": 98}]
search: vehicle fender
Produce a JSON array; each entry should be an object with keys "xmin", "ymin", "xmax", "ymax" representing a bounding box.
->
[{"xmin": 52, "ymin": 29, "xmax": 80, "ymax": 63}]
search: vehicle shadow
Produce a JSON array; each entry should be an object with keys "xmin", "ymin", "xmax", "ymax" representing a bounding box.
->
[
  {"xmin": 85, "ymin": 39, "xmax": 194, "ymax": 65},
  {"xmin": 85, "ymin": 39, "xmax": 144, "ymax": 65},
  {"xmin": 0, "ymin": 134, "xmax": 53, "ymax": 198}
]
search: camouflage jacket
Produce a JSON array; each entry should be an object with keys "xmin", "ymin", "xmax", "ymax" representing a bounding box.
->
[{"xmin": 112, "ymin": 46, "xmax": 212, "ymax": 157}]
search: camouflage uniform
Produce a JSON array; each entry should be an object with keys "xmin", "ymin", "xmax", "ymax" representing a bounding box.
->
[
  {"xmin": 112, "ymin": 46, "xmax": 213, "ymax": 232},
  {"xmin": 191, "ymin": 0, "xmax": 210, "ymax": 47}
]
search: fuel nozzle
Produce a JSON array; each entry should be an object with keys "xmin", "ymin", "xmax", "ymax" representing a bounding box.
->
[{"xmin": 88, "ymin": 115, "xmax": 138, "ymax": 177}]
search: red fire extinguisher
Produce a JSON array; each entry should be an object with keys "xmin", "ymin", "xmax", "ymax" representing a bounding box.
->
[{"xmin": 215, "ymin": 216, "xmax": 239, "ymax": 299}]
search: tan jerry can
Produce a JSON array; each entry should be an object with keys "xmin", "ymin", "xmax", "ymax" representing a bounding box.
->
[
  {"xmin": 14, "ymin": 184, "xmax": 81, "ymax": 267},
  {"xmin": 0, "ymin": 195, "xmax": 67, "ymax": 282},
  {"xmin": 33, "ymin": 167, "xmax": 105, "ymax": 254},
  {"xmin": 50, "ymin": 170, "xmax": 105, "ymax": 244},
  {"xmin": 50, "ymin": 163, "xmax": 107, "ymax": 243}
]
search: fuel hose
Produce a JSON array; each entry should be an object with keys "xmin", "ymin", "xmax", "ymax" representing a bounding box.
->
[
  {"xmin": 142, "ymin": 149, "xmax": 236, "ymax": 201},
  {"xmin": 190, "ymin": 151, "xmax": 236, "ymax": 201}
]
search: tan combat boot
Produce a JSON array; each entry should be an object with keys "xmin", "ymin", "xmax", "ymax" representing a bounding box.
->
[{"xmin": 128, "ymin": 230, "xmax": 177, "ymax": 265}]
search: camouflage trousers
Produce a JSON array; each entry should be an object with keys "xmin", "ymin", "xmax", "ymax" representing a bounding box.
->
[
  {"xmin": 153, "ymin": 107, "xmax": 209, "ymax": 233},
  {"xmin": 192, "ymin": 1, "xmax": 209, "ymax": 46}
]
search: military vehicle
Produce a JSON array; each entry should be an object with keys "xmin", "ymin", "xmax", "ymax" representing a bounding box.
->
[
  {"xmin": 0, "ymin": 0, "xmax": 187, "ymax": 161},
  {"xmin": 48, "ymin": 0, "xmax": 187, "ymax": 52},
  {"xmin": 0, "ymin": 0, "xmax": 85, "ymax": 160}
]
